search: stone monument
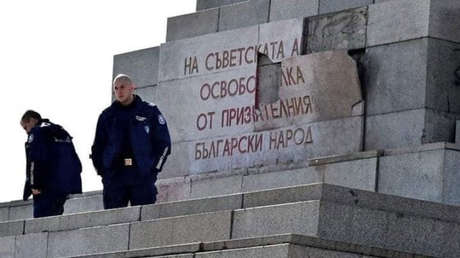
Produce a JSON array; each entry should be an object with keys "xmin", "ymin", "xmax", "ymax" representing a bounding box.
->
[{"xmin": 1, "ymin": 0, "xmax": 460, "ymax": 257}]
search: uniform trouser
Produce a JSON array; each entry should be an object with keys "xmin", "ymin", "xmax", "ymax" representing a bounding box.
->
[
  {"xmin": 33, "ymin": 192, "xmax": 67, "ymax": 218},
  {"xmin": 102, "ymin": 166, "xmax": 157, "ymax": 209}
]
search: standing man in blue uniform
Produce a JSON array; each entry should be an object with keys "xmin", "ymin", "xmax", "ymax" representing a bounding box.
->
[
  {"xmin": 21, "ymin": 110, "xmax": 82, "ymax": 218},
  {"xmin": 91, "ymin": 74, "xmax": 171, "ymax": 209}
]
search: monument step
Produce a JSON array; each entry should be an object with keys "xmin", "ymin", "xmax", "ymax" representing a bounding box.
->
[
  {"xmin": 2, "ymin": 142, "xmax": 460, "ymax": 222},
  {"xmin": 74, "ymin": 234, "xmax": 430, "ymax": 258},
  {"xmin": 1, "ymin": 183, "xmax": 460, "ymax": 257}
]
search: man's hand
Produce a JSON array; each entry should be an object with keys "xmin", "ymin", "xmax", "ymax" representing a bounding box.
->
[{"xmin": 31, "ymin": 189, "xmax": 41, "ymax": 195}]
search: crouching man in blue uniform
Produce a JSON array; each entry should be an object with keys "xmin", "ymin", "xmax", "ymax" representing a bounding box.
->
[
  {"xmin": 91, "ymin": 74, "xmax": 171, "ymax": 209},
  {"xmin": 20, "ymin": 110, "xmax": 82, "ymax": 218}
]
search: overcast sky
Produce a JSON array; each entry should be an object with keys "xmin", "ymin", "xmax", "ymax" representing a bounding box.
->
[{"xmin": 0, "ymin": 0, "xmax": 195, "ymax": 202}]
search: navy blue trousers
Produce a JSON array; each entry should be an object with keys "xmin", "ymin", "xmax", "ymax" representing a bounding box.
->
[
  {"xmin": 33, "ymin": 192, "xmax": 67, "ymax": 218},
  {"xmin": 102, "ymin": 166, "xmax": 157, "ymax": 209}
]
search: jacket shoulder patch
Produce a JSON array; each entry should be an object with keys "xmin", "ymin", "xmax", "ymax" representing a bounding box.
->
[
  {"xmin": 27, "ymin": 134, "xmax": 34, "ymax": 143},
  {"xmin": 158, "ymin": 114, "xmax": 166, "ymax": 125}
]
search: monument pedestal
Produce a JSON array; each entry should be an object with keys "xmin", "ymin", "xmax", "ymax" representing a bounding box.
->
[{"xmin": 2, "ymin": 0, "xmax": 460, "ymax": 257}]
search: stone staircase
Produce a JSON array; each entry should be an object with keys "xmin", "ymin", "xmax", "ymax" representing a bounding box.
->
[
  {"xmin": 2, "ymin": 183, "xmax": 456, "ymax": 257},
  {"xmin": 2, "ymin": 0, "xmax": 460, "ymax": 257},
  {"xmin": 2, "ymin": 142, "xmax": 460, "ymax": 224}
]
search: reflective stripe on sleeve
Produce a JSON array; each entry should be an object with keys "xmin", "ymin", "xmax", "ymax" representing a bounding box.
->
[
  {"xmin": 30, "ymin": 162, "xmax": 35, "ymax": 185},
  {"xmin": 155, "ymin": 147, "xmax": 169, "ymax": 170}
]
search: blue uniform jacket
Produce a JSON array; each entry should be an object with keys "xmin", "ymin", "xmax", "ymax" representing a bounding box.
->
[
  {"xmin": 24, "ymin": 119, "xmax": 82, "ymax": 200},
  {"xmin": 91, "ymin": 95, "xmax": 171, "ymax": 181}
]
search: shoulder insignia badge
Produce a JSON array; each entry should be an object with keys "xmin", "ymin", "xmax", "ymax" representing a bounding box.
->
[
  {"xmin": 28, "ymin": 134, "xmax": 34, "ymax": 143},
  {"xmin": 136, "ymin": 115, "xmax": 147, "ymax": 122},
  {"xmin": 144, "ymin": 125, "xmax": 150, "ymax": 134},
  {"xmin": 158, "ymin": 114, "xmax": 166, "ymax": 125},
  {"xmin": 148, "ymin": 102, "xmax": 157, "ymax": 107}
]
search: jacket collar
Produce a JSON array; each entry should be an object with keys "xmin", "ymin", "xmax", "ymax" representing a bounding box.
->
[{"xmin": 112, "ymin": 95, "xmax": 142, "ymax": 110}]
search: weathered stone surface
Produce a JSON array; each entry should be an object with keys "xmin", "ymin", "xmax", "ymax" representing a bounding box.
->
[
  {"xmin": 141, "ymin": 194, "xmax": 242, "ymax": 220},
  {"xmin": 441, "ymin": 222, "xmax": 460, "ymax": 258},
  {"xmin": 365, "ymin": 108, "xmax": 457, "ymax": 150},
  {"xmin": 160, "ymin": 18, "xmax": 304, "ymax": 82},
  {"xmin": 316, "ymin": 200, "xmax": 460, "ymax": 257},
  {"xmin": 242, "ymin": 168, "xmax": 320, "ymax": 192},
  {"xmin": 315, "ymin": 157, "xmax": 377, "ymax": 191},
  {"xmin": 426, "ymin": 39, "xmax": 460, "ymax": 114},
  {"xmin": 243, "ymin": 184, "xmax": 322, "ymax": 208},
  {"xmin": 196, "ymin": 244, "xmax": 292, "ymax": 258},
  {"xmin": 269, "ymin": 0, "xmax": 318, "ymax": 22},
  {"xmin": 364, "ymin": 38, "xmax": 460, "ymax": 115},
  {"xmin": 158, "ymin": 142, "xmax": 191, "ymax": 179},
  {"xmin": 189, "ymin": 116, "xmax": 363, "ymax": 174},
  {"xmin": 385, "ymin": 212, "xmax": 445, "ymax": 255},
  {"xmin": 0, "ymin": 236, "xmax": 15, "ymax": 258},
  {"xmin": 166, "ymin": 9, "xmax": 218, "ymax": 42},
  {"xmin": 113, "ymin": 47, "xmax": 159, "ymax": 88},
  {"xmin": 219, "ymin": 0, "xmax": 270, "ymax": 32},
  {"xmin": 306, "ymin": 7, "xmax": 367, "ymax": 53},
  {"xmin": 237, "ymin": 183, "xmax": 460, "ymax": 256},
  {"xmin": 309, "ymin": 150, "xmax": 381, "ymax": 166},
  {"xmin": 0, "ymin": 220, "xmax": 23, "ymax": 237},
  {"xmin": 365, "ymin": 109, "xmax": 423, "ymax": 150},
  {"xmin": 367, "ymin": 0, "xmax": 430, "ymax": 47},
  {"xmin": 47, "ymin": 223, "xmax": 129, "ymax": 258},
  {"xmin": 317, "ymin": 202, "xmax": 384, "ymax": 251},
  {"xmin": 155, "ymin": 116, "xmax": 359, "ymax": 178},
  {"xmin": 294, "ymin": 245, "xmax": 365, "ymax": 258},
  {"xmin": 382, "ymin": 142, "xmax": 458, "ymax": 156},
  {"xmin": 25, "ymin": 206, "xmax": 140, "ymax": 234},
  {"xmin": 232, "ymin": 201, "xmax": 320, "ymax": 239},
  {"xmin": 428, "ymin": 0, "xmax": 460, "ymax": 44},
  {"xmin": 196, "ymin": 0, "xmax": 247, "ymax": 11},
  {"xmin": 200, "ymin": 234, "xmax": 428, "ymax": 258},
  {"xmin": 364, "ymin": 39, "xmax": 428, "ymax": 115},
  {"xmin": 370, "ymin": 146, "xmax": 460, "ymax": 205},
  {"xmin": 79, "ymin": 237, "xmax": 401, "ymax": 258},
  {"xmin": 379, "ymin": 149, "xmax": 444, "ymax": 203},
  {"xmin": 367, "ymin": 0, "xmax": 460, "ymax": 47},
  {"xmin": 156, "ymin": 178, "xmax": 191, "ymax": 202},
  {"xmin": 15, "ymin": 232, "xmax": 48, "ymax": 258},
  {"xmin": 0, "ymin": 207, "xmax": 8, "ymax": 222},
  {"xmin": 130, "ymin": 211, "xmax": 232, "ymax": 249},
  {"xmin": 69, "ymin": 190, "xmax": 102, "ymax": 199},
  {"xmin": 159, "ymin": 25, "xmax": 258, "ymax": 82},
  {"xmin": 423, "ymin": 109, "xmax": 457, "ymax": 144},
  {"xmin": 135, "ymin": 86, "xmax": 156, "ymax": 103},
  {"xmin": 348, "ymin": 206, "xmax": 389, "ymax": 250},
  {"xmin": 257, "ymin": 63, "xmax": 281, "ymax": 104},
  {"xmin": 77, "ymin": 243, "xmax": 200, "ymax": 258},
  {"xmin": 319, "ymin": 0, "xmax": 372, "ymax": 14},
  {"xmin": 161, "ymin": 52, "xmax": 365, "ymax": 178},
  {"xmin": 254, "ymin": 51, "xmax": 362, "ymax": 131},
  {"xmin": 259, "ymin": 18, "xmax": 304, "ymax": 64},
  {"xmin": 64, "ymin": 194, "xmax": 103, "ymax": 214},
  {"xmin": 457, "ymin": 120, "xmax": 460, "ymax": 144},
  {"xmin": 190, "ymin": 174, "xmax": 243, "ymax": 198},
  {"xmin": 8, "ymin": 204, "xmax": 32, "ymax": 220},
  {"xmin": 156, "ymin": 67, "xmax": 257, "ymax": 143}
]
